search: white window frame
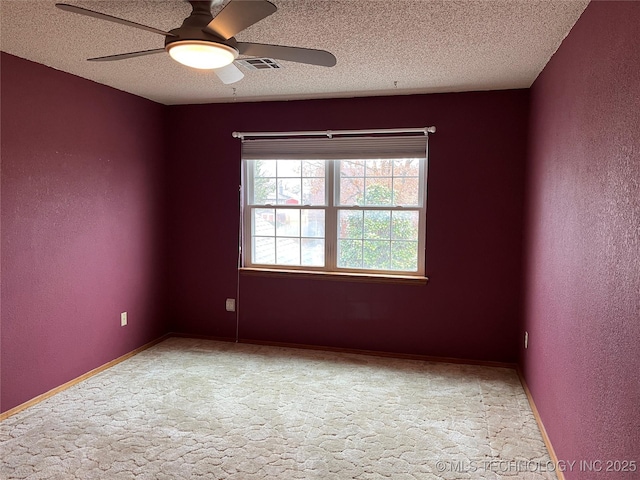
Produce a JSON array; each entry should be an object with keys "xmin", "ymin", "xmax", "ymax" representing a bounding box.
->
[{"xmin": 239, "ymin": 131, "xmax": 431, "ymax": 278}]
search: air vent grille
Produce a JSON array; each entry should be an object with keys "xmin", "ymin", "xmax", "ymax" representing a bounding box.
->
[{"xmin": 237, "ymin": 58, "xmax": 283, "ymax": 70}]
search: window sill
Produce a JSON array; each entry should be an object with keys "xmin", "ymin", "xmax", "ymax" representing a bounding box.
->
[{"xmin": 239, "ymin": 267, "xmax": 429, "ymax": 285}]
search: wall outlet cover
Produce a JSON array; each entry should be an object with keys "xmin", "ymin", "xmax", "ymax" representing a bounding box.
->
[{"xmin": 225, "ymin": 299, "xmax": 236, "ymax": 312}]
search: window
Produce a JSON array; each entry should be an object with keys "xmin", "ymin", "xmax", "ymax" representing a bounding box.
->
[{"xmin": 241, "ymin": 134, "xmax": 429, "ymax": 278}]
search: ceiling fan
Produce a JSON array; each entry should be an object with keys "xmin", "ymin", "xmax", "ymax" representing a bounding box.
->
[{"xmin": 55, "ymin": 0, "xmax": 337, "ymax": 84}]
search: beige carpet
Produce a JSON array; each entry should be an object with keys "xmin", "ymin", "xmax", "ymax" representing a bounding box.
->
[{"xmin": 1, "ymin": 337, "xmax": 556, "ymax": 479}]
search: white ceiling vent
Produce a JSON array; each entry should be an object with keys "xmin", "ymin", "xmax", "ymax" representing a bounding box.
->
[{"xmin": 237, "ymin": 58, "xmax": 284, "ymax": 70}]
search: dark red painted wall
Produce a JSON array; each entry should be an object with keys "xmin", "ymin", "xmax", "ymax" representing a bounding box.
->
[
  {"xmin": 166, "ymin": 90, "xmax": 529, "ymax": 362},
  {"xmin": 0, "ymin": 53, "xmax": 168, "ymax": 412},
  {"xmin": 523, "ymin": 2, "xmax": 640, "ymax": 477}
]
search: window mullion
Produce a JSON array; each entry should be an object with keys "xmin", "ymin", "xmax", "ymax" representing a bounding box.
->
[{"xmin": 326, "ymin": 160, "xmax": 337, "ymax": 270}]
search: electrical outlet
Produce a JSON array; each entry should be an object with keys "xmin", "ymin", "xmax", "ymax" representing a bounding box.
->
[
  {"xmin": 524, "ymin": 331, "xmax": 528, "ymax": 349},
  {"xmin": 225, "ymin": 298, "xmax": 236, "ymax": 312},
  {"xmin": 121, "ymin": 312, "xmax": 127, "ymax": 327}
]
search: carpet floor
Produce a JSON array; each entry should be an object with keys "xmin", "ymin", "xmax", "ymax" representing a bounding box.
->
[{"xmin": 1, "ymin": 337, "xmax": 557, "ymax": 479}]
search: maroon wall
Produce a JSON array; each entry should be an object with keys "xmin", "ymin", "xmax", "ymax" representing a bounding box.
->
[
  {"xmin": 166, "ymin": 90, "xmax": 529, "ymax": 362},
  {"xmin": 523, "ymin": 2, "xmax": 640, "ymax": 477},
  {"xmin": 0, "ymin": 54, "xmax": 168, "ymax": 413}
]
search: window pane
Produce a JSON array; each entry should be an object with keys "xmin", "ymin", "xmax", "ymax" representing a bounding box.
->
[
  {"xmin": 364, "ymin": 177, "xmax": 392, "ymax": 205},
  {"xmin": 252, "ymin": 178, "xmax": 276, "ymax": 205},
  {"xmin": 393, "ymin": 177, "xmax": 420, "ymax": 206},
  {"xmin": 365, "ymin": 159, "xmax": 393, "ymax": 177},
  {"xmin": 391, "ymin": 241, "xmax": 418, "ymax": 271},
  {"xmin": 276, "ymin": 209, "xmax": 300, "ymax": 237},
  {"xmin": 364, "ymin": 210, "xmax": 391, "ymax": 240},
  {"xmin": 339, "ymin": 177, "xmax": 364, "ymax": 205},
  {"xmin": 277, "ymin": 178, "xmax": 301, "ymax": 204},
  {"xmin": 338, "ymin": 210, "xmax": 363, "ymax": 239},
  {"xmin": 338, "ymin": 239, "xmax": 363, "ymax": 268},
  {"xmin": 277, "ymin": 160, "xmax": 301, "ymax": 177},
  {"xmin": 276, "ymin": 238, "xmax": 300, "ymax": 265},
  {"xmin": 254, "ymin": 159, "xmax": 276, "ymax": 177},
  {"xmin": 302, "ymin": 160, "xmax": 325, "ymax": 177},
  {"xmin": 302, "ymin": 178, "xmax": 326, "ymax": 205},
  {"xmin": 391, "ymin": 211, "xmax": 419, "ymax": 240},
  {"xmin": 393, "ymin": 158, "xmax": 420, "ymax": 177},
  {"xmin": 338, "ymin": 159, "xmax": 423, "ymax": 207},
  {"xmin": 253, "ymin": 237, "xmax": 275, "ymax": 264},
  {"xmin": 301, "ymin": 239, "xmax": 324, "ymax": 266},
  {"xmin": 340, "ymin": 160, "xmax": 365, "ymax": 177},
  {"xmin": 301, "ymin": 209, "xmax": 325, "ymax": 238},
  {"xmin": 253, "ymin": 208, "xmax": 275, "ymax": 236},
  {"xmin": 363, "ymin": 240, "xmax": 391, "ymax": 270}
]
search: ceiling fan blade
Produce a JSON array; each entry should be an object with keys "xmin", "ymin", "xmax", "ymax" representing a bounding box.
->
[
  {"xmin": 204, "ymin": 0, "xmax": 277, "ymax": 40},
  {"xmin": 214, "ymin": 63, "xmax": 245, "ymax": 84},
  {"xmin": 55, "ymin": 3, "xmax": 176, "ymax": 37},
  {"xmin": 237, "ymin": 43, "xmax": 337, "ymax": 67},
  {"xmin": 88, "ymin": 49, "xmax": 166, "ymax": 62}
]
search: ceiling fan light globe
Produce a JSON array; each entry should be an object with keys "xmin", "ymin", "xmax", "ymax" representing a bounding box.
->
[{"xmin": 167, "ymin": 41, "xmax": 238, "ymax": 70}]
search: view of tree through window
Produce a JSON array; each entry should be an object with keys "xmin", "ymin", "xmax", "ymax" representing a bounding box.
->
[
  {"xmin": 245, "ymin": 157, "xmax": 426, "ymax": 275},
  {"xmin": 252, "ymin": 160, "xmax": 325, "ymax": 206},
  {"xmin": 337, "ymin": 158, "xmax": 421, "ymax": 270}
]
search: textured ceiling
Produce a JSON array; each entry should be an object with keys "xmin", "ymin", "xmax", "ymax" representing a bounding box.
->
[{"xmin": 0, "ymin": 0, "xmax": 589, "ymax": 105}]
